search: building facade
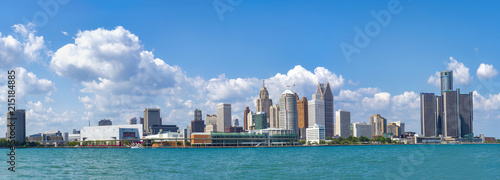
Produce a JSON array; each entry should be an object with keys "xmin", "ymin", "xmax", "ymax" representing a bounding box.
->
[
  {"xmin": 352, "ymin": 122, "xmax": 372, "ymax": 139},
  {"xmin": 144, "ymin": 108, "xmax": 162, "ymax": 133},
  {"xmin": 444, "ymin": 90, "xmax": 459, "ymax": 137},
  {"xmin": 316, "ymin": 83, "xmax": 334, "ymax": 138},
  {"xmin": 254, "ymin": 112, "xmax": 267, "ymax": 130},
  {"xmin": 269, "ymin": 105, "xmax": 280, "ymax": 128},
  {"xmin": 191, "ymin": 109, "xmax": 205, "ymax": 133},
  {"xmin": 421, "ymin": 93, "xmax": 437, "ymax": 137},
  {"xmin": 370, "ymin": 114, "xmax": 387, "ymax": 137},
  {"xmin": 243, "ymin": 107, "xmax": 250, "ymax": 130},
  {"xmin": 308, "ymin": 94, "xmax": 325, "ymax": 127},
  {"xmin": 297, "ymin": 96, "xmax": 308, "ymax": 129},
  {"xmin": 460, "ymin": 92, "xmax": 473, "ymax": 136},
  {"xmin": 256, "ymin": 83, "xmax": 272, "ymax": 126},
  {"xmin": 80, "ymin": 124, "xmax": 143, "ymax": 142},
  {"xmin": 306, "ymin": 124, "xmax": 325, "ymax": 144},
  {"xmin": 6, "ymin": 109, "xmax": 26, "ymax": 143},
  {"xmin": 129, "ymin": 117, "xmax": 137, "ymax": 125},
  {"xmin": 98, "ymin": 119, "xmax": 112, "ymax": 126},
  {"xmin": 279, "ymin": 89, "xmax": 299, "ymax": 134},
  {"xmin": 216, "ymin": 103, "xmax": 231, "ymax": 132},
  {"xmin": 335, "ymin": 109, "xmax": 351, "ymax": 138}
]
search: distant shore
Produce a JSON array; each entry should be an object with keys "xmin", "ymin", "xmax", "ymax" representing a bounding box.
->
[{"xmin": 2, "ymin": 143, "xmax": 497, "ymax": 149}]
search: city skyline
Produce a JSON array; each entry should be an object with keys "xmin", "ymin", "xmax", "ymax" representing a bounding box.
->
[{"xmin": 1, "ymin": 1, "xmax": 500, "ymax": 138}]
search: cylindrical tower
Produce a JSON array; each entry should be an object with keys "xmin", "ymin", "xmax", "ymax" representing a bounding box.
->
[{"xmin": 440, "ymin": 71, "xmax": 453, "ymax": 95}]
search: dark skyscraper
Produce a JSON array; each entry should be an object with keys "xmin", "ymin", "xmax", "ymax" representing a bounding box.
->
[
  {"xmin": 316, "ymin": 83, "xmax": 334, "ymax": 138},
  {"xmin": 421, "ymin": 93, "xmax": 437, "ymax": 137},
  {"xmin": 443, "ymin": 90, "xmax": 459, "ymax": 137},
  {"xmin": 460, "ymin": 92, "xmax": 473, "ymax": 136},
  {"xmin": 7, "ymin": 109, "xmax": 26, "ymax": 143},
  {"xmin": 191, "ymin": 109, "xmax": 205, "ymax": 133},
  {"xmin": 440, "ymin": 71, "xmax": 453, "ymax": 96}
]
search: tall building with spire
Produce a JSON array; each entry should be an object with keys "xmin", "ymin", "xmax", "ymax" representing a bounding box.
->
[
  {"xmin": 256, "ymin": 80, "xmax": 272, "ymax": 125},
  {"xmin": 315, "ymin": 83, "xmax": 334, "ymax": 138}
]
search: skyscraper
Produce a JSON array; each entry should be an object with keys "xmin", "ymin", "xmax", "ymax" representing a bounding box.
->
[
  {"xmin": 247, "ymin": 110, "xmax": 254, "ymax": 130},
  {"xmin": 279, "ymin": 89, "xmax": 298, "ymax": 134},
  {"xmin": 335, "ymin": 109, "xmax": 350, "ymax": 138},
  {"xmin": 444, "ymin": 90, "xmax": 460, "ymax": 137},
  {"xmin": 394, "ymin": 121, "xmax": 405, "ymax": 134},
  {"xmin": 370, "ymin": 114, "xmax": 387, "ymax": 137},
  {"xmin": 460, "ymin": 92, "xmax": 473, "ymax": 136},
  {"xmin": 421, "ymin": 93, "xmax": 437, "ymax": 137},
  {"xmin": 441, "ymin": 71, "xmax": 453, "ymax": 96},
  {"xmin": 316, "ymin": 83, "xmax": 334, "ymax": 138},
  {"xmin": 297, "ymin": 96, "xmax": 308, "ymax": 129},
  {"xmin": 7, "ymin": 109, "xmax": 26, "ymax": 143},
  {"xmin": 420, "ymin": 70, "xmax": 473, "ymax": 138},
  {"xmin": 144, "ymin": 108, "xmax": 162, "ymax": 133},
  {"xmin": 269, "ymin": 105, "xmax": 280, "ymax": 128},
  {"xmin": 256, "ymin": 81, "xmax": 272, "ymax": 125},
  {"xmin": 243, "ymin": 107, "xmax": 250, "ymax": 130},
  {"xmin": 217, "ymin": 103, "xmax": 231, "ymax": 132},
  {"xmin": 387, "ymin": 122, "xmax": 401, "ymax": 137},
  {"xmin": 308, "ymin": 93, "xmax": 325, "ymax": 127},
  {"xmin": 233, "ymin": 118, "xmax": 239, "ymax": 127},
  {"xmin": 129, "ymin": 117, "xmax": 137, "ymax": 125},
  {"xmin": 254, "ymin": 112, "xmax": 267, "ymax": 130},
  {"xmin": 191, "ymin": 109, "xmax": 205, "ymax": 133}
]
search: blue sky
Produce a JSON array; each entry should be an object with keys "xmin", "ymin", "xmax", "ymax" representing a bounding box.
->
[{"xmin": 0, "ymin": 0, "xmax": 499, "ymax": 138}]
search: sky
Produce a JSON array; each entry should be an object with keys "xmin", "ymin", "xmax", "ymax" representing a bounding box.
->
[{"xmin": 0, "ymin": 0, "xmax": 499, "ymax": 138}]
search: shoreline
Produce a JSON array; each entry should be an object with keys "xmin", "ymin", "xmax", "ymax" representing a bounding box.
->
[{"xmin": 1, "ymin": 143, "xmax": 497, "ymax": 149}]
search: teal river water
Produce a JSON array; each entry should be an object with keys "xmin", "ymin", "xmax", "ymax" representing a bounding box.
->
[{"xmin": 1, "ymin": 144, "xmax": 499, "ymax": 179}]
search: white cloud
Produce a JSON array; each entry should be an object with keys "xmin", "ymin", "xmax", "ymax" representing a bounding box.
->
[
  {"xmin": 61, "ymin": 31, "xmax": 68, "ymax": 36},
  {"xmin": 473, "ymin": 91, "xmax": 500, "ymax": 111},
  {"xmin": 447, "ymin": 56, "xmax": 472, "ymax": 85},
  {"xmin": 26, "ymin": 101, "xmax": 77, "ymax": 134},
  {"xmin": 12, "ymin": 23, "xmax": 46, "ymax": 63},
  {"xmin": 477, "ymin": 63, "xmax": 498, "ymax": 80},
  {"xmin": 348, "ymin": 79, "xmax": 359, "ymax": 86},
  {"xmin": 0, "ymin": 32, "xmax": 23, "ymax": 68},
  {"xmin": 427, "ymin": 57, "xmax": 473, "ymax": 87},
  {"xmin": 427, "ymin": 71, "xmax": 441, "ymax": 87},
  {"xmin": 361, "ymin": 92, "xmax": 391, "ymax": 111},
  {"xmin": 50, "ymin": 26, "xmax": 142, "ymax": 82}
]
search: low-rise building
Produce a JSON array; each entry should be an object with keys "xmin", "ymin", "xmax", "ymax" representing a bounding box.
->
[
  {"xmin": 306, "ymin": 124, "xmax": 325, "ymax": 144},
  {"xmin": 80, "ymin": 124, "xmax": 143, "ymax": 144}
]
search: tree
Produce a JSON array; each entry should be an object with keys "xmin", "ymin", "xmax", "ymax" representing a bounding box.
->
[
  {"xmin": 185, "ymin": 141, "xmax": 191, "ymax": 146},
  {"xmin": 319, "ymin": 140, "xmax": 326, "ymax": 145},
  {"xmin": 298, "ymin": 140, "xmax": 306, "ymax": 145},
  {"xmin": 177, "ymin": 141, "xmax": 183, "ymax": 146},
  {"xmin": 359, "ymin": 136, "xmax": 370, "ymax": 142},
  {"xmin": 0, "ymin": 138, "xmax": 7, "ymax": 147}
]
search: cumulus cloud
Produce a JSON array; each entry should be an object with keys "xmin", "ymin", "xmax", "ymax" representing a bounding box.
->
[
  {"xmin": 447, "ymin": 56, "xmax": 472, "ymax": 85},
  {"xmin": 61, "ymin": 31, "xmax": 68, "ymax": 36},
  {"xmin": 348, "ymin": 79, "xmax": 359, "ymax": 86},
  {"xmin": 427, "ymin": 56, "xmax": 473, "ymax": 87},
  {"xmin": 473, "ymin": 91, "xmax": 500, "ymax": 111},
  {"xmin": 477, "ymin": 63, "xmax": 498, "ymax": 80},
  {"xmin": 361, "ymin": 92, "xmax": 391, "ymax": 111},
  {"xmin": 50, "ymin": 26, "xmax": 142, "ymax": 82},
  {"xmin": 427, "ymin": 71, "xmax": 441, "ymax": 88},
  {"xmin": 26, "ymin": 101, "xmax": 77, "ymax": 134}
]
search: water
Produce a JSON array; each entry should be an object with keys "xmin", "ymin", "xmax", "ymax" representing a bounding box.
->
[{"xmin": 1, "ymin": 144, "xmax": 499, "ymax": 179}]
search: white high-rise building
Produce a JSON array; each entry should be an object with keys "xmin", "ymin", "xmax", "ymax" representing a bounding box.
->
[
  {"xmin": 216, "ymin": 103, "xmax": 231, "ymax": 132},
  {"xmin": 353, "ymin": 122, "xmax": 372, "ymax": 139},
  {"xmin": 335, "ymin": 109, "xmax": 351, "ymax": 138},
  {"xmin": 247, "ymin": 111, "xmax": 254, "ymax": 130},
  {"xmin": 306, "ymin": 124, "xmax": 325, "ymax": 144},
  {"xmin": 279, "ymin": 89, "xmax": 298, "ymax": 134},
  {"xmin": 308, "ymin": 94, "xmax": 325, "ymax": 127}
]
